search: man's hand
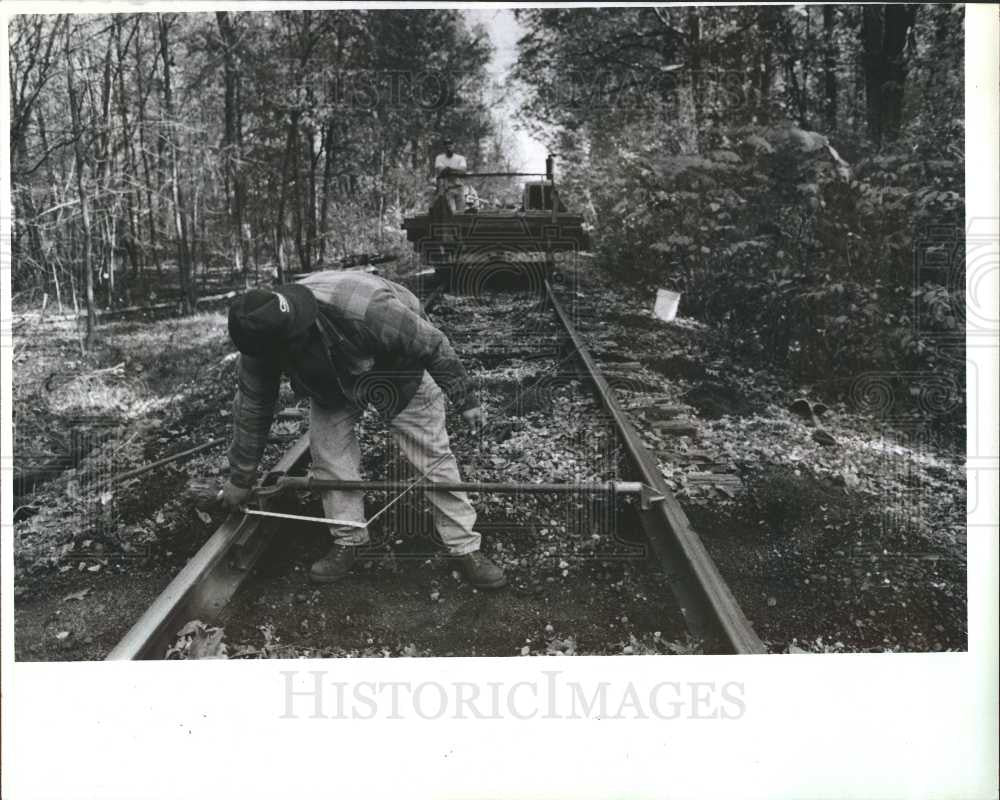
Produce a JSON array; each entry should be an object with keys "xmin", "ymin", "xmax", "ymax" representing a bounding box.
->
[
  {"xmin": 218, "ymin": 480, "xmax": 251, "ymax": 511},
  {"xmin": 462, "ymin": 406, "xmax": 485, "ymax": 434}
]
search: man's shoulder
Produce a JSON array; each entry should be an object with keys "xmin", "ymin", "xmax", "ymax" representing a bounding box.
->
[
  {"xmin": 297, "ymin": 270, "xmax": 373, "ymax": 315},
  {"xmin": 296, "ymin": 271, "xmax": 418, "ymax": 320}
]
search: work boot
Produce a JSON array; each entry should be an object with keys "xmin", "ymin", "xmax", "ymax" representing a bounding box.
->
[
  {"xmin": 455, "ymin": 550, "xmax": 507, "ymax": 589},
  {"xmin": 309, "ymin": 544, "xmax": 358, "ymax": 585}
]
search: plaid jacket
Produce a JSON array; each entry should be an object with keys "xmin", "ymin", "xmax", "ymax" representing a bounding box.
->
[{"xmin": 228, "ymin": 271, "xmax": 475, "ymax": 488}]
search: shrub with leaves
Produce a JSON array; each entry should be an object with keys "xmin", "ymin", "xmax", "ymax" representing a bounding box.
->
[{"xmin": 574, "ymin": 120, "xmax": 963, "ymax": 429}]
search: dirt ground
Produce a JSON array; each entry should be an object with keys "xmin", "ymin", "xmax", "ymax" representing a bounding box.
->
[
  {"xmin": 12, "ymin": 260, "xmax": 967, "ymax": 659},
  {"xmin": 559, "ymin": 265, "xmax": 967, "ymax": 653}
]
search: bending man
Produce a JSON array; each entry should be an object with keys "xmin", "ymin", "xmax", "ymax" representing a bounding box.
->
[{"xmin": 221, "ymin": 270, "xmax": 506, "ymax": 589}]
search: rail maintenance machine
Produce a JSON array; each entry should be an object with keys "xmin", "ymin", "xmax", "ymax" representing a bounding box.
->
[{"xmin": 402, "ymin": 155, "xmax": 591, "ymax": 292}]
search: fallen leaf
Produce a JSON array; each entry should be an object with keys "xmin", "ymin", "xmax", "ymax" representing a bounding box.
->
[
  {"xmin": 176, "ymin": 620, "xmax": 205, "ymax": 638},
  {"xmin": 166, "ymin": 620, "xmax": 229, "ymax": 660},
  {"xmin": 841, "ymin": 467, "xmax": 861, "ymax": 489},
  {"xmin": 196, "ymin": 509, "xmax": 212, "ymax": 525},
  {"xmin": 188, "ymin": 627, "xmax": 228, "ymax": 659},
  {"xmin": 61, "ymin": 588, "xmax": 91, "ymax": 603}
]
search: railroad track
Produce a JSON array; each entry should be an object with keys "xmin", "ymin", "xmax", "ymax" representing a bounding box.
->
[{"xmin": 107, "ymin": 277, "xmax": 764, "ymax": 659}]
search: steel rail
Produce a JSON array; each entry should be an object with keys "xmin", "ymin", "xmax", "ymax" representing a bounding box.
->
[
  {"xmin": 105, "ymin": 435, "xmax": 312, "ymax": 660},
  {"xmin": 544, "ymin": 281, "xmax": 766, "ymax": 654},
  {"xmin": 109, "ymin": 278, "xmax": 762, "ymax": 658},
  {"xmin": 456, "ymin": 172, "xmax": 547, "ymax": 178},
  {"xmin": 111, "ymin": 437, "xmax": 227, "ymax": 485}
]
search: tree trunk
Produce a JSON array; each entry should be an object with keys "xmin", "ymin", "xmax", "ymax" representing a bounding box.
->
[
  {"xmin": 12, "ymin": 130, "xmax": 46, "ymax": 287},
  {"xmin": 191, "ymin": 181, "xmax": 200, "ymax": 283},
  {"xmin": 377, "ymin": 142, "xmax": 385, "ymax": 248},
  {"xmin": 51, "ymin": 260, "xmax": 63, "ymax": 313},
  {"xmin": 106, "ymin": 216, "xmax": 116, "ymax": 308},
  {"xmin": 686, "ymin": 8, "xmax": 703, "ymax": 144},
  {"xmin": 318, "ymin": 119, "xmax": 337, "ymax": 263},
  {"xmin": 65, "ymin": 26, "xmax": 97, "ymax": 347},
  {"xmin": 199, "ymin": 183, "xmax": 209, "ymax": 289},
  {"xmin": 801, "ymin": 5, "xmax": 810, "ymax": 127},
  {"xmin": 862, "ymin": 4, "xmax": 917, "ymax": 147},
  {"xmin": 216, "ymin": 11, "xmax": 246, "ymax": 278},
  {"xmin": 292, "ymin": 123, "xmax": 307, "ymax": 273},
  {"xmin": 94, "ymin": 29, "xmax": 117, "ymax": 306},
  {"xmin": 756, "ymin": 7, "xmax": 775, "ymax": 123},
  {"xmin": 304, "ymin": 123, "xmax": 319, "ymax": 271},
  {"xmin": 823, "ymin": 5, "xmax": 838, "ymax": 131},
  {"xmin": 158, "ymin": 13, "xmax": 195, "ymax": 311},
  {"xmin": 134, "ymin": 17, "xmax": 162, "ymax": 275},
  {"xmin": 861, "ymin": 6, "xmax": 886, "ymax": 146},
  {"xmin": 275, "ymin": 112, "xmax": 299, "ymax": 283},
  {"xmin": 113, "ymin": 16, "xmax": 141, "ymax": 276},
  {"xmin": 38, "ymin": 99, "xmax": 68, "ymax": 308},
  {"xmin": 881, "ymin": 4, "xmax": 916, "ymax": 142},
  {"xmin": 275, "ymin": 11, "xmax": 322, "ymax": 281}
]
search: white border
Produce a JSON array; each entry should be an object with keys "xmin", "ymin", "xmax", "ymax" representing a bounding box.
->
[{"xmin": 2, "ymin": 4, "xmax": 998, "ymax": 799}]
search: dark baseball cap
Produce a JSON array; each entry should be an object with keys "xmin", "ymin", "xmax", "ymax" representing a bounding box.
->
[{"xmin": 227, "ymin": 284, "xmax": 318, "ymax": 357}]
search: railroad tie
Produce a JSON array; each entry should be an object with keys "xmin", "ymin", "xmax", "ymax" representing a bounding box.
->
[{"xmin": 650, "ymin": 419, "xmax": 700, "ymax": 437}]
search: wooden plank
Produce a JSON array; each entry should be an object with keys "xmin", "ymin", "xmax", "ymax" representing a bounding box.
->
[
  {"xmin": 631, "ymin": 404, "xmax": 688, "ymax": 420},
  {"xmin": 651, "ymin": 419, "xmax": 699, "ymax": 436},
  {"xmin": 658, "ymin": 449, "xmax": 712, "ymax": 462}
]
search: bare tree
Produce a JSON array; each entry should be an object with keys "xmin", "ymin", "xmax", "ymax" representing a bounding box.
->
[
  {"xmin": 157, "ymin": 13, "xmax": 195, "ymax": 310},
  {"xmin": 64, "ymin": 20, "xmax": 97, "ymax": 345},
  {"xmin": 216, "ymin": 11, "xmax": 248, "ymax": 281}
]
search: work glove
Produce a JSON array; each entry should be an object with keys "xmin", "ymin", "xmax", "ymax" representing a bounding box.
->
[
  {"xmin": 218, "ymin": 479, "xmax": 251, "ymax": 511},
  {"xmin": 462, "ymin": 405, "xmax": 485, "ymax": 435}
]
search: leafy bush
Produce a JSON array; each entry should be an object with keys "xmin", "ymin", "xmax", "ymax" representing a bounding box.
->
[{"xmin": 587, "ymin": 124, "xmax": 964, "ymax": 421}]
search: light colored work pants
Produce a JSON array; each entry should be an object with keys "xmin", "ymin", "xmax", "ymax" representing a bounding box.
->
[
  {"xmin": 308, "ymin": 372, "xmax": 481, "ymax": 555},
  {"xmin": 445, "ymin": 186, "xmax": 464, "ymax": 214}
]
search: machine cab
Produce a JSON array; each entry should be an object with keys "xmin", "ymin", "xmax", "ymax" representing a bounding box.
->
[{"xmin": 522, "ymin": 181, "xmax": 567, "ymax": 212}]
